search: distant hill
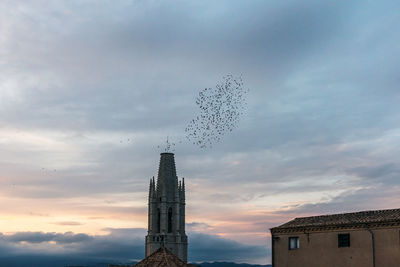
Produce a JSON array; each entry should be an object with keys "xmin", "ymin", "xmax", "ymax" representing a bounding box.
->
[
  {"xmin": 63, "ymin": 261, "xmax": 272, "ymax": 267},
  {"xmin": 82, "ymin": 261, "xmax": 271, "ymax": 267},
  {"xmin": 72, "ymin": 261, "xmax": 272, "ymax": 267},
  {"xmin": 0, "ymin": 256, "xmax": 271, "ymax": 267},
  {"xmin": 197, "ymin": 262, "xmax": 271, "ymax": 267},
  {"xmin": 86, "ymin": 262, "xmax": 271, "ymax": 267}
]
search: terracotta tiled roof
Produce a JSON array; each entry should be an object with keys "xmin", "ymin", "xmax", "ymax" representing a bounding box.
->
[
  {"xmin": 134, "ymin": 247, "xmax": 189, "ymax": 267},
  {"xmin": 271, "ymin": 208, "xmax": 400, "ymax": 233},
  {"xmin": 108, "ymin": 248, "xmax": 188, "ymax": 267}
]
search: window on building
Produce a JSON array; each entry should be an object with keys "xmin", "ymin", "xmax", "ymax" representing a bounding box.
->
[
  {"xmin": 157, "ymin": 208, "xmax": 161, "ymax": 233},
  {"xmin": 168, "ymin": 207, "xmax": 173, "ymax": 233},
  {"xmin": 289, "ymin": 237, "xmax": 299, "ymax": 250},
  {"xmin": 338, "ymin": 233, "xmax": 350, "ymax": 247}
]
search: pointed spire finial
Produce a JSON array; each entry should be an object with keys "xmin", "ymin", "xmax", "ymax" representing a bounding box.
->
[
  {"xmin": 165, "ymin": 136, "xmax": 170, "ymax": 152},
  {"xmin": 149, "ymin": 178, "xmax": 153, "ymax": 198},
  {"xmin": 182, "ymin": 177, "xmax": 185, "ymax": 201}
]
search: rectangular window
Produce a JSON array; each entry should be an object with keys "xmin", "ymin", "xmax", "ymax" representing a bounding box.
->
[
  {"xmin": 289, "ymin": 237, "xmax": 299, "ymax": 250},
  {"xmin": 338, "ymin": 233, "xmax": 350, "ymax": 247}
]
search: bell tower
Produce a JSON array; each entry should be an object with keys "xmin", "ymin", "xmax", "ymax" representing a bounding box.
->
[{"xmin": 145, "ymin": 153, "xmax": 188, "ymax": 262}]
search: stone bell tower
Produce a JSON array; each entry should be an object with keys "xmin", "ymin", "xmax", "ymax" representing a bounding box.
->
[{"xmin": 145, "ymin": 152, "xmax": 188, "ymax": 262}]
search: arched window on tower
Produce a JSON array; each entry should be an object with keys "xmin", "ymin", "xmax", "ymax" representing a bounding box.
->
[
  {"xmin": 157, "ymin": 208, "xmax": 161, "ymax": 233},
  {"xmin": 168, "ymin": 207, "xmax": 173, "ymax": 233}
]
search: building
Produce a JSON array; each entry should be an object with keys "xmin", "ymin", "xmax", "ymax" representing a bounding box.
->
[
  {"xmin": 270, "ymin": 208, "xmax": 400, "ymax": 267},
  {"xmin": 145, "ymin": 152, "xmax": 188, "ymax": 262}
]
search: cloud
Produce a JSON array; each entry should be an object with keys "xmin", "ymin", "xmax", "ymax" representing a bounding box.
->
[
  {"xmin": 273, "ymin": 185, "xmax": 400, "ymax": 217},
  {"xmin": 347, "ymin": 162, "xmax": 400, "ymax": 183},
  {"xmin": 0, "ymin": 229, "xmax": 267, "ymax": 265},
  {"xmin": 0, "ymin": 1, "xmax": 359, "ymax": 133},
  {"xmin": 0, "ymin": 229, "xmax": 145, "ymax": 261},
  {"xmin": 187, "ymin": 222, "xmax": 212, "ymax": 232},
  {"xmin": 189, "ymin": 233, "xmax": 267, "ymax": 263},
  {"xmin": 3, "ymin": 232, "xmax": 92, "ymax": 245},
  {"xmin": 51, "ymin": 221, "xmax": 83, "ymax": 226}
]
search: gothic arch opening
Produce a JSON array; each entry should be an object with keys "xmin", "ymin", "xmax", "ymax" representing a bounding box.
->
[
  {"xmin": 157, "ymin": 208, "xmax": 161, "ymax": 233},
  {"xmin": 168, "ymin": 207, "xmax": 173, "ymax": 233}
]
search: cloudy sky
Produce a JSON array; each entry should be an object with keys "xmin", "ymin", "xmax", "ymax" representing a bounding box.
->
[{"xmin": 1, "ymin": 0, "xmax": 400, "ymax": 265}]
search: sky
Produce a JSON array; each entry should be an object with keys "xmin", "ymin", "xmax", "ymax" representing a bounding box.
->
[{"xmin": 0, "ymin": 0, "xmax": 400, "ymax": 265}]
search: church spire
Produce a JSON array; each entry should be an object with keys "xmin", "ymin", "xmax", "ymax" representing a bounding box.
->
[
  {"xmin": 145, "ymin": 153, "xmax": 188, "ymax": 262},
  {"xmin": 156, "ymin": 153, "xmax": 177, "ymax": 196}
]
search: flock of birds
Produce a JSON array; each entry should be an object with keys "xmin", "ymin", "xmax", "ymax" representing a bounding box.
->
[
  {"xmin": 87, "ymin": 74, "xmax": 247, "ymax": 153},
  {"xmin": 184, "ymin": 75, "xmax": 248, "ymax": 149},
  {"xmin": 31, "ymin": 76, "xmax": 247, "ymax": 179}
]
